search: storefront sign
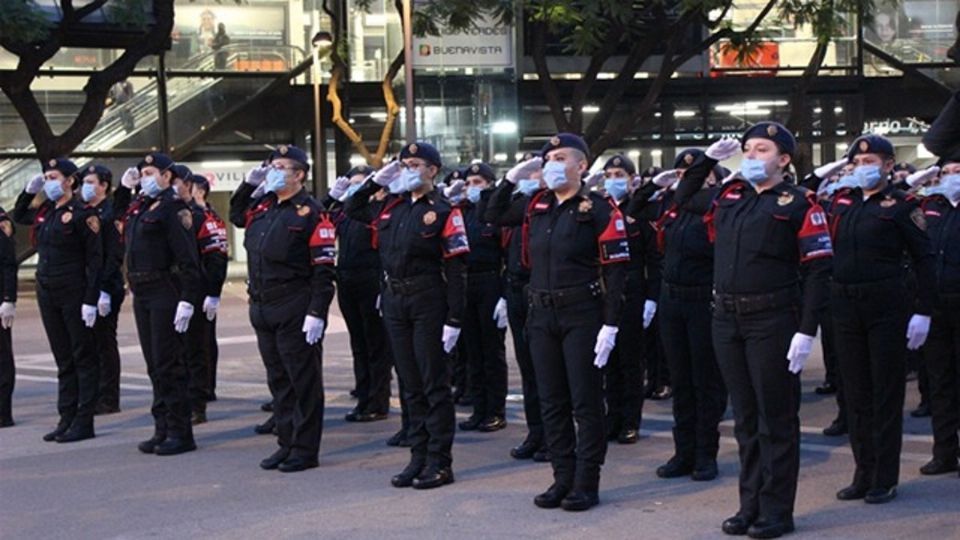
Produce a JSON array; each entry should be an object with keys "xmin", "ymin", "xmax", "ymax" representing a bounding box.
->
[{"xmin": 412, "ymin": 13, "xmax": 514, "ymax": 69}]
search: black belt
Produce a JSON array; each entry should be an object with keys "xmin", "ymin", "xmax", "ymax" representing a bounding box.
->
[
  {"xmin": 249, "ymin": 280, "xmax": 308, "ymax": 303},
  {"xmin": 830, "ymin": 277, "xmax": 903, "ymax": 299},
  {"xmin": 383, "ymin": 273, "xmax": 443, "ymax": 296},
  {"xmin": 713, "ymin": 286, "xmax": 800, "ymax": 315},
  {"xmin": 505, "ymin": 273, "xmax": 530, "ymax": 288},
  {"xmin": 126, "ymin": 271, "xmax": 170, "ymax": 286},
  {"xmin": 665, "ymin": 282, "xmax": 713, "ymax": 302},
  {"xmin": 527, "ymin": 281, "xmax": 603, "ymax": 309}
]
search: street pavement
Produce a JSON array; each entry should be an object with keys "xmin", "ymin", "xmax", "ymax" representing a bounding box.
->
[{"xmin": 1, "ymin": 280, "xmax": 958, "ymax": 539}]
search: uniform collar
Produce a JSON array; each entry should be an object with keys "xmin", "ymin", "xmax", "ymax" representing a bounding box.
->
[{"xmin": 279, "ymin": 187, "xmax": 310, "ymax": 206}]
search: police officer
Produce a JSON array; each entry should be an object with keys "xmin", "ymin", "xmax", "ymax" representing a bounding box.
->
[
  {"xmin": 123, "ymin": 152, "xmax": 202, "ymax": 456},
  {"xmin": 0, "ymin": 206, "xmax": 16, "ymax": 428},
  {"xmin": 674, "ymin": 125, "xmax": 833, "ymax": 537},
  {"xmin": 14, "ymin": 158, "xmax": 103, "ymax": 443},
  {"xmin": 78, "ymin": 165, "xmax": 125, "ymax": 416},
  {"xmin": 829, "ymin": 135, "xmax": 936, "ymax": 504},
  {"xmin": 522, "ymin": 133, "xmax": 630, "ymax": 512},
  {"xmin": 443, "ymin": 169, "xmax": 471, "ymax": 409},
  {"xmin": 485, "ymin": 152, "xmax": 550, "ymax": 461},
  {"xmin": 229, "ymin": 145, "xmax": 336, "ymax": 472},
  {"xmin": 326, "ymin": 165, "xmax": 393, "ymax": 423},
  {"xmin": 917, "ymin": 155, "xmax": 960, "ymax": 476},
  {"xmin": 345, "ymin": 142, "xmax": 469, "ymax": 490},
  {"xmin": 637, "ymin": 164, "xmax": 670, "ymax": 402},
  {"xmin": 455, "ymin": 162, "xmax": 508, "ymax": 433}
]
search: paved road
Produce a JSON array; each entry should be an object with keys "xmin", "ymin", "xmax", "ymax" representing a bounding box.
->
[{"xmin": 1, "ymin": 281, "xmax": 958, "ymax": 539}]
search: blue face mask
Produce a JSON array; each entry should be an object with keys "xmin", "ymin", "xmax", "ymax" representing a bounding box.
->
[
  {"xmin": 466, "ymin": 186, "xmax": 483, "ymax": 204},
  {"xmin": 853, "ymin": 165, "xmax": 883, "ymax": 190},
  {"xmin": 344, "ymin": 182, "xmax": 363, "ymax": 199},
  {"xmin": 939, "ymin": 173, "xmax": 960, "ymax": 201},
  {"xmin": 739, "ymin": 158, "xmax": 769, "ymax": 184},
  {"xmin": 400, "ymin": 168, "xmax": 423, "ymax": 192},
  {"xmin": 264, "ymin": 168, "xmax": 288, "ymax": 193},
  {"xmin": 516, "ymin": 179, "xmax": 540, "ymax": 197},
  {"xmin": 80, "ymin": 183, "xmax": 97, "ymax": 203},
  {"xmin": 43, "ymin": 180, "xmax": 65, "ymax": 201},
  {"xmin": 604, "ymin": 178, "xmax": 628, "ymax": 200},
  {"xmin": 542, "ymin": 160, "xmax": 569, "ymax": 190},
  {"xmin": 140, "ymin": 175, "xmax": 162, "ymax": 198},
  {"xmin": 388, "ymin": 177, "xmax": 406, "ymax": 194}
]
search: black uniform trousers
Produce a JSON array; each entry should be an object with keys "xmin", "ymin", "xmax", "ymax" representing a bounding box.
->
[
  {"xmin": 528, "ymin": 297, "xmax": 606, "ymax": 491},
  {"xmin": 0, "ymin": 327, "xmax": 13, "ymax": 421},
  {"xmin": 926, "ymin": 300, "xmax": 960, "ymax": 461},
  {"xmin": 604, "ymin": 283, "xmax": 645, "ymax": 434},
  {"xmin": 338, "ymin": 268, "xmax": 392, "ymax": 415},
  {"xmin": 820, "ymin": 298, "xmax": 846, "ymax": 421},
  {"xmin": 94, "ymin": 292, "xmax": 124, "ymax": 409},
  {"xmin": 832, "ymin": 283, "xmax": 909, "ymax": 490},
  {"xmin": 132, "ymin": 280, "xmax": 192, "ymax": 440},
  {"xmin": 505, "ymin": 277, "xmax": 542, "ymax": 443},
  {"xmin": 659, "ymin": 288, "xmax": 726, "ymax": 465},
  {"xmin": 645, "ymin": 315, "xmax": 669, "ymax": 390},
  {"xmin": 37, "ymin": 282, "xmax": 99, "ymax": 428},
  {"xmin": 713, "ymin": 305, "xmax": 800, "ymax": 523},
  {"xmin": 250, "ymin": 290, "xmax": 324, "ymax": 459},
  {"xmin": 382, "ymin": 285, "xmax": 454, "ymax": 467},
  {"xmin": 207, "ymin": 317, "xmax": 219, "ymax": 399},
  {"xmin": 184, "ymin": 308, "xmax": 211, "ymax": 414},
  {"xmin": 462, "ymin": 271, "xmax": 507, "ymax": 420}
]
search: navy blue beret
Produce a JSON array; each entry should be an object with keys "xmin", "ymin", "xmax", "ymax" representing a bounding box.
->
[
  {"xmin": 42, "ymin": 157, "xmax": 79, "ymax": 178},
  {"xmin": 741, "ymin": 121, "xmax": 797, "ymax": 157},
  {"xmin": 540, "ymin": 133, "xmax": 590, "ymax": 161},
  {"xmin": 170, "ymin": 163, "xmax": 193, "ymax": 181},
  {"xmin": 464, "ymin": 162, "xmax": 497, "ymax": 183},
  {"xmin": 603, "ymin": 154, "xmax": 636, "ymax": 175},
  {"xmin": 346, "ymin": 165, "xmax": 376, "ymax": 178},
  {"xmin": 81, "ymin": 164, "xmax": 113, "ymax": 185},
  {"xmin": 137, "ymin": 152, "xmax": 175, "ymax": 172},
  {"xmin": 846, "ymin": 134, "xmax": 895, "ymax": 160},
  {"xmin": 269, "ymin": 144, "xmax": 311, "ymax": 172},
  {"xmin": 674, "ymin": 148, "xmax": 704, "ymax": 169},
  {"xmin": 640, "ymin": 166, "xmax": 662, "ymax": 179},
  {"xmin": 399, "ymin": 141, "xmax": 442, "ymax": 168},
  {"xmin": 188, "ymin": 174, "xmax": 211, "ymax": 193},
  {"xmin": 892, "ymin": 162, "xmax": 916, "ymax": 174}
]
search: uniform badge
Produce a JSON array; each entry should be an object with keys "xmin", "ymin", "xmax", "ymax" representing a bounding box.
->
[
  {"xmin": 471, "ymin": 164, "xmax": 480, "ymax": 173},
  {"xmin": 85, "ymin": 215, "xmax": 100, "ymax": 234},
  {"xmin": 48, "ymin": 159, "xmax": 57, "ymax": 168},
  {"xmin": 626, "ymin": 215, "xmax": 636, "ymax": 224},
  {"xmin": 88, "ymin": 165, "xmax": 96, "ymax": 173},
  {"xmin": 766, "ymin": 124, "xmax": 778, "ymax": 137},
  {"xmin": 297, "ymin": 205, "xmax": 311, "ymax": 217},
  {"xmin": 144, "ymin": 155, "xmax": 153, "ymax": 164},
  {"xmin": 178, "ymin": 208, "xmax": 193, "ymax": 230},
  {"xmin": 647, "ymin": 167, "xmax": 656, "ymax": 175},
  {"xmin": 880, "ymin": 198, "xmax": 896, "ymax": 208},
  {"xmin": 409, "ymin": 143, "xmax": 418, "ymax": 155},
  {"xmin": 278, "ymin": 145, "xmax": 288, "ymax": 155},
  {"xmin": 550, "ymin": 136, "xmax": 561, "ymax": 147},
  {"xmin": 61, "ymin": 212, "xmax": 73, "ymax": 224},
  {"xmin": 578, "ymin": 199, "xmax": 593, "ymax": 213},
  {"xmin": 777, "ymin": 193, "xmax": 794, "ymax": 206},
  {"xmin": 859, "ymin": 140, "xmax": 869, "ymax": 152},
  {"xmin": 0, "ymin": 221, "xmax": 12, "ymax": 238},
  {"xmin": 684, "ymin": 154, "xmax": 694, "ymax": 165},
  {"xmin": 149, "ymin": 201, "xmax": 161, "ymax": 212},
  {"xmin": 423, "ymin": 210, "xmax": 437, "ymax": 225},
  {"xmin": 613, "ymin": 157, "xmax": 622, "ymax": 166},
  {"xmin": 910, "ymin": 207, "xmax": 927, "ymax": 230}
]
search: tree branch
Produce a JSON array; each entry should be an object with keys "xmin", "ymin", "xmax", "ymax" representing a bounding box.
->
[
  {"xmin": 569, "ymin": 24, "xmax": 622, "ymax": 133},
  {"xmin": 531, "ymin": 19, "xmax": 571, "ymax": 132},
  {"xmin": 74, "ymin": 0, "xmax": 109, "ymax": 22}
]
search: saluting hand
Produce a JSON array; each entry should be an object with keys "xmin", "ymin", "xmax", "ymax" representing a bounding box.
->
[
  {"xmin": 906, "ymin": 166, "xmax": 940, "ymax": 188},
  {"xmin": 705, "ymin": 137, "xmax": 741, "ymax": 162},
  {"xmin": 505, "ymin": 156, "xmax": 543, "ymax": 184},
  {"xmin": 26, "ymin": 173, "xmax": 44, "ymax": 195},
  {"xmin": 373, "ymin": 160, "xmax": 403, "ymax": 186},
  {"xmin": 120, "ymin": 167, "xmax": 141, "ymax": 189}
]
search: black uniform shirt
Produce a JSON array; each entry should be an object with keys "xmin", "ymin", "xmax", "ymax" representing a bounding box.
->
[
  {"xmin": 190, "ymin": 200, "xmax": 229, "ymax": 299},
  {"xmin": 91, "ymin": 198, "xmax": 125, "ymax": 299},
  {"xmin": 923, "ymin": 195, "xmax": 960, "ymax": 294},
  {"xmin": 325, "ymin": 195, "xmax": 381, "ymax": 272},
  {"xmin": 461, "ymin": 190, "xmax": 502, "ymax": 273},
  {"xmin": 0, "ymin": 208, "xmax": 17, "ymax": 303}
]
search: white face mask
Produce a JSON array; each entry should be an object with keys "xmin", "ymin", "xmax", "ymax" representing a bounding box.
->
[{"xmin": 542, "ymin": 160, "xmax": 569, "ymax": 190}]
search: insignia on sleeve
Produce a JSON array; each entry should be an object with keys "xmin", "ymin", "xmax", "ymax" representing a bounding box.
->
[
  {"xmin": 297, "ymin": 205, "xmax": 311, "ymax": 217},
  {"xmin": 85, "ymin": 215, "xmax": 100, "ymax": 234},
  {"xmin": 423, "ymin": 210, "xmax": 437, "ymax": 225},
  {"xmin": 61, "ymin": 212, "xmax": 73, "ymax": 224},
  {"xmin": 149, "ymin": 201, "xmax": 161, "ymax": 212},
  {"xmin": 777, "ymin": 193, "xmax": 794, "ymax": 206},
  {"xmin": 0, "ymin": 221, "xmax": 12, "ymax": 237},
  {"xmin": 178, "ymin": 208, "xmax": 193, "ymax": 230},
  {"xmin": 910, "ymin": 207, "xmax": 927, "ymax": 231},
  {"xmin": 880, "ymin": 198, "xmax": 896, "ymax": 208},
  {"xmin": 578, "ymin": 199, "xmax": 593, "ymax": 213}
]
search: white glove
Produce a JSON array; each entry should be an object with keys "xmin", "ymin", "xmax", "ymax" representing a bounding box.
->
[
  {"xmin": 375, "ymin": 294, "xmax": 382, "ymax": 316},
  {"xmin": 442, "ymin": 325, "xmax": 461, "ymax": 353},
  {"xmin": 814, "ymin": 158, "xmax": 848, "ymax": 180},
  {"xmin": 652, "ymin": 169, "xmax": 680, "ymax": 188},
  {"xmin": 786, "ymin": 332, "xmax": 815, "ymax": 374},
  {"xmin": 203, "ymin": 296, "xmax": 220, "ymax": 321},
  {"xmin": 245, "ymin": 165, "xmax": 269, "ymax": 186},
  {"xmin": 593, "ymin": 325, "xmax": 618, "ymax": 368},
  {"xmin": 505, "ymin": 156, "xmax": 543, "ymax": 184},
  {"xmin": 493, "ymin": 298, "xmax": 508, "ymax": 329},
  {"xmin": 97, "ymin": 291, "xmax": 111, "ymax": 317},
  {"xmin": 721, "ymin": 170, "xmax": 739, "ymax": 184},
  {"xmin": 173, "ymin": 301, "xmax": 194, "ymax": 333},
  {"xmin": 584, "ymin": 170, "xmax": 605, "ymax": 189},
  {"xmin": 705, "ymin": 138, "xmax": 741, "ymax": 161},
  {"xmin": 81, "ymin": 304, "xmax": 97, "ymax": 328},
  {"xmin": 444, "ymin": 179, "xmax": 466, "ymax": 200},
  {"xmin": 120, "ymin": 167, "xmax": 141, "ymax": 189},
  {"xmin": 329, "ymin": 176, "xmax": 351, "ymax": 200},
  {"xmin": 642, "ymin": 300, "xmax": 657, "ymax": 329},
  {"xmin": 373, "ymin": 160, "xmax": 403, "ymax": 186},
  {"xmin": 906, "ymin": 166, "xmax": 940, "ymax": 188},
  {"xmin": 26, "ymin": 173, "xmax": 44, "ymax": 194},
  {"xmin": 906, "ymin": 314, "xmax": 932, "ymax": 350},
  {"xmin": 302, "ymin": 314, "xmax": 324, "ymax": 345},
  {"xmin": 0, "ymin": 302, "xmax": 15, "ymax": 329}
]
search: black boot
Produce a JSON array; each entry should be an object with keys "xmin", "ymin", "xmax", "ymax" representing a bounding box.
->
[
  {"xmin": 56, "ymin": 420, "xmax": 95, "ymax": 443},
  {"xmin": 42, "ymin": 419, "xmax": 71, "ymax": 442}
]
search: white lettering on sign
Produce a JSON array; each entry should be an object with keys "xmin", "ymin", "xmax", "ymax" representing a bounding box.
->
[{"xmin": 412, "ymin": 14, "xmax": 514, "ymax": 68}]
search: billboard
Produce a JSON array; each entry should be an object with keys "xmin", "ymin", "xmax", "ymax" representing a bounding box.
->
[{"xmin": 412, "ymin": 14, "xmax": 514, "ymax": 69}]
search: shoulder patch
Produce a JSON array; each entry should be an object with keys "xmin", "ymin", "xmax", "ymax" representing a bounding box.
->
[
  {"xmin": 85, "ymin": 215, "xmax": 100, "ymax": 234},
  {"xmin": 178, "ymin": 208, "xmax": 193, "ymax": 230},
  {"xmin": 880, "ymin": 197, "xmax": 897, "ymax": 208},
  {"xmin": 777, "ymin": 193, "xmax": 794, "ymax": 206},
  {"xmin": 578, "ymin": 199, "xmax": 593, "ymax": 213},
  {"xmin": 910, "ymin": 207, "xmax": 927, "ymax": 231},
  {"xmin": 0, "ymin": 221, "xmax": 12, "ymax": 237},
  {"xmin": 61, "ymin": 212, "xmax": 73, "ymax": 224},
  {"xmin": 423, "ymin": 210, "xmax": 437, "ymax": 225},
  {"xmin": 297, "ymin": 205, "xmax": 311, "ymax": 217}
]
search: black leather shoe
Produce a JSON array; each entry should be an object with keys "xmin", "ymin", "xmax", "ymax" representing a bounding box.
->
[
  {"xmin": 510, "ymin": 439, "xmax": 541, "ymax": 460},
  {"xmin": 411, "ymin": 465, "xmax": 454, "ymax": 489},
  {"xmin": 278, "ymin": 456, "xmax": 319, "ymax": 473},
  {"xmin": 836, "ymin": 484, "xmax": 868, "ymax": 501},
  {"xmin": 533, "ymin": 483, "xmax": 569, "ymax": 509},
  {"xmin": 458, "ymin": 414, "xmax": 482, "ymax": 431},
  {"xmin": 722, "ymin": 514, "xmax": 753, "ymax": 535},
  {"xmin": 822, "ymin": 418, "xmax": 847, "ymax": 437},
  {"xmin": 814, "ymin": 381, "xmax": 837, "ymax": 395},
  {"xmin": 477, "ymin": 416, "xmax": 507, "ymax": 432},
  {"xmin": 138, "ymin": 434, "xmax": 166, "ymax": 454},
  {"xmin": 386, "ymin": 428, "xmax": 410, "ymax": 447},
  {"xmin": 0, "ymin": 417, "xmax": 14, "ymax": 428},
  {"xmin": 911, "ymin": 402, "xmax": 932, "ymax": 418},
  {"xmin": 920, "ymin": 457, "xmax": 959, "ymax": 475},
  {"xmin": 154, "ymin": 437, "xmax": 197, "ymax": 456},
  {"xmin": 864, "ymin": 486, "xmax": 897, "ymax": 504},
  {"xmin": 191, "ymin": 410, "xmax": 207, "ymax": 425},
  {"xmin": 657, "ymin": 456, "xmax": 694, "ymax": 478},
  {"xmin": 95, "ymin": 402, "xmax": 121, "ymax": 415},
  {"xmin": 746, "ymin": 517, "xmax": 794, "ymax": 539},
  {"xmin": 651, "ymin": 386, "xmax": 673, "ymax": 400},
  {"xmin": 390, "ymin": 460, "xmax": 425, "ymax": 488},
  {"xmin": 692, "ymin": 459, "xmax": 719, "ymax": 481},
  {"xmin": 349, "ymin": 388, "xmax": 358, "ymax": 398},
  {"xmin": 259, "ymin": 448, "xmax": 290, "ymax": 470},
  {"xmin": 254, "ymin": 417, "xmax": 276, "ymax": 435},
  {"xmin": 532, "ymin": 447, "xmax": 551, "ymax": 462},
  {"xmin": 260, "ymin": 401, "xmax": 273, "ymax": 412},
  {"xmin": 345, "ymin": 409, "xmax": 389, "ymax": 423},
  {"xmin": 560, "ymin": 490, "xmax": 599, "ymax": 511},
  {"xmin": 42, "ymin": 421, "xmax": 70, "ymax": 442},
  {"xmin": 55, "ymin": 424, "xmax": 95, "ymax": 443},
  {"xmin": 617, "ymin": 428, "xmax": 639, "ymax": 444}
]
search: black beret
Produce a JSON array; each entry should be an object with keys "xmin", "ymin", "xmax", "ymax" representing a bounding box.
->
[
  {"xmin": 713, "ymin": 165, "xmax": 731, "ymax": 181},
  {"xmin": 640, "ymin": 166, "xmax": 663, "ymax": 179},
  {"xmin": 188, "ymin": 174, "xmax": 211, "ymax": 193},
  {"xmin": 399, "ymin": 141, "xmax": 442, "ymax": 168},
  {"xmin": 741, "ymin": 121, "xmax": 797, "ymax": 157},
  {"xmin": 170, "ymin": 163, "xmax": 193, "ymax": 181},
  {"xmin": 346, "ymin": 165, "xmax": 376, "ymax": 178},
  {"xmin": 42, "ymin": 157, "xmax": 79, "ymax": 178},
  {"xmin": 518, "ymin": 151, "xmax": 539, "ymax": 162},
  {"xmin": 846, "ymin": 134, "xmax": 895, "ymax": 161},
  {"xmin": 269, "ymin": 144, "xmax": 311, "ymax": 172},
  {"xmin": 540, "ymin": 133, "xmax": 590, "ymax": 161},
  {"xmin": 137, "ymin": 152, "xmax": 175, "ymax": 172},
  {"xmin": 603, "ymin": 154, "xmax": 636, "ymax": 175},
  {"xmin": 674, "ymin": 148, "xmax": 704, "ymax": 169},
  {"xmin": 81, "ymin": 164, "xmax": 113, "ymax": 185},
  {"xmin": 892, "ymin": 161, "xmax": 916, "ymax": 174},
  {"xmin": 464, "ymin": 162, "xmax": 497, "ymax": 183}
]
